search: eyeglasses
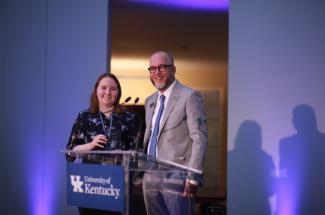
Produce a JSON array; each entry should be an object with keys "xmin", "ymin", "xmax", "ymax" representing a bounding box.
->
[{"xmin": 148, "ymin": 64, "xmax": 173, "ymax": 73}]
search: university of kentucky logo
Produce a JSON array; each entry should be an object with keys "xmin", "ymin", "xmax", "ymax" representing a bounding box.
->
[
  {"xmin": 67, "ymin": 163, "xmax": 124, "ymax": 211},
  {"xmin": 70, "ymin": 175, "xmax": 84, "ymax": 193},
  {"xmin": 69, "ymin": 174, "xmax": 121, "ymax": 199}
]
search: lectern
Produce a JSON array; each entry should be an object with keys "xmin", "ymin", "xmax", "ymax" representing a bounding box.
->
[{"xmin": 64, "ymin": 150, "xmax": 201, "ymax": 214}]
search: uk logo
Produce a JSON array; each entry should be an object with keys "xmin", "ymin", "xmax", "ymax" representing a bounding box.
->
[{"xmin": 70, "ymin": 175, "xmax": 84, "ymax": 193}]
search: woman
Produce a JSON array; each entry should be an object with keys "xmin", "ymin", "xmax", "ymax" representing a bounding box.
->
[
  {"xmin": 67, "ymin": 73, "xmax": 139, "ymax": 153},
  {"xmin": 66, "ymin": 73, "xmax": 140, "ymax": 215}
]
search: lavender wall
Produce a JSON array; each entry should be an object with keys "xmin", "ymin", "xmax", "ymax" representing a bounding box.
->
[
  {"xmin": 1, "ymin": 0, "xmax": 109, "ymax": 214},
  {"xmin": 0, "ymin": 0, "xmax": 4, "ymax": 213},
  {"xmin": 228, "ymin": 0, "xmax": 325, "ymax": 214}
]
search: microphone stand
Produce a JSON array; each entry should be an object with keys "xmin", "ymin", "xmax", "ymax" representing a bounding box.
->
[
  {"xmin": 131, "ymin": 97, "xmax": 144, "ymax": 153},
  {"xmin": 129, "ymin": 98, "xmax": 144, "ymax": 187}
]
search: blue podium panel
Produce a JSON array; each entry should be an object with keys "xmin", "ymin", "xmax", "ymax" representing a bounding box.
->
[{"xmin": 67, "ymin": 163, "xmax": 125, "ymax": 212}]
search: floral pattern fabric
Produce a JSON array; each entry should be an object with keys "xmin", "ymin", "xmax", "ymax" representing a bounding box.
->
[{"xmin": 67, "ymin": 109, "xmax": 140, "ymax": 151}]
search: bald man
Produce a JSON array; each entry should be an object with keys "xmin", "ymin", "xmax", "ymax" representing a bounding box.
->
[{"xmin": 142, "ymin": 51, "xmax": 208, "ymax": 215}]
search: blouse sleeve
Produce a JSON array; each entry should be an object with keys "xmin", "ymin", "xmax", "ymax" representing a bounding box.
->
[{"xmin": 66, "ymin": 112, "xmax": 86, "ymax": 151}]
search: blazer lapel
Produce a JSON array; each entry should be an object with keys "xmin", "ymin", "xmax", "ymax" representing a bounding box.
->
[
  {"xmin": 144, "ymin": 93, "xmax": 158, "ymax": 147},
  {"xmin": 158, "ymin": 81, "xmax": 182, "ymax": 137},
  {"xmin": 147, "ymin": 98, "xmax": 156, "ymax": 125}
]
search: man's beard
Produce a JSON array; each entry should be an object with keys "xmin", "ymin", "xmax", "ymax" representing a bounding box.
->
[
  {"xmin": 155, "ymin": 81, "xmax": 167, "ymax": 90},
  {"xmin": 151, "ymin": 77, "xmax": 173, "ymax": 92}
]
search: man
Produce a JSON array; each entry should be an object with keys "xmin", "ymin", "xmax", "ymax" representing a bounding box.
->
[{"xmin": 142, "ymin": 51, "xmax": 208, "ymax": 215}]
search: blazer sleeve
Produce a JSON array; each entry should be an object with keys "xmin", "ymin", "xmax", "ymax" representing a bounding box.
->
[{"xmin": 186, "ymin": 91, "xmax": 208, "ymax": 173}]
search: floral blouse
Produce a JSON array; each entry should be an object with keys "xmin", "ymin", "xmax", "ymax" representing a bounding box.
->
[{"xmin": 67, "ymin": 109, "xmax": 140, "ymax": 152}]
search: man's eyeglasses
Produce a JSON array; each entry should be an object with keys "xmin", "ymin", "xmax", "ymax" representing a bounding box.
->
[{"xmin": 148, "ymin": 64, "xmax": 173, "ymax": 73}]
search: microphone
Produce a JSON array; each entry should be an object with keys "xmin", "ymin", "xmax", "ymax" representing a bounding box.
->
[
  {"xmin": 121, "ymin": 96, "xmax": 131, "ymax": 105},
  {"xmin": 133, "ymin": 97, "xmax": 140, "ymax": 106}
]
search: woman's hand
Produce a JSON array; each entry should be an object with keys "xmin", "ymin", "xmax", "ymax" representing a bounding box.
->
[
  {"xmin": 73, "ymin": 134, "xmax": 108, "ymax": 151},
  {"xmin": 89, "ymin": 134, "xmax": 108, "ymax": 149}
]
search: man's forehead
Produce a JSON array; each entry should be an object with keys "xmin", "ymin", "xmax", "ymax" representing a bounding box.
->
[{"xmin": 150, "ymin": 53, "xmax": 171, "ymax": 64}]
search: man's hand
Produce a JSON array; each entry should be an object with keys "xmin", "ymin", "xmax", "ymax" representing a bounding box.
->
[{"xmin": 182, "ymin": 180, "xmax": 198, "ymax": 198}]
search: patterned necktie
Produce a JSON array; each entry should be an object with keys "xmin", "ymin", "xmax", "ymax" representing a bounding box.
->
[{"xmin": 148, "ymin": 95, "xmax": 165, "ymax": 157}]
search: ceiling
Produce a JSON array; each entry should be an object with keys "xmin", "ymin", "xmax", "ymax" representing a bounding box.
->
[{"xmin": 111, "ymin": 0, "xmax": 228, "ymax": 62}]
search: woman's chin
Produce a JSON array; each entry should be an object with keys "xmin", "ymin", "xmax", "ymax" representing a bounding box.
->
[{"xmin": 100, "ymin": 102, "xmax": 114, "ymax": 107}]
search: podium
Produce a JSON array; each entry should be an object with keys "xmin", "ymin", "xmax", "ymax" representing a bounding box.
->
[{"xmin": 64, "ymin": 150, "xmax": 202, "ymax": 214}]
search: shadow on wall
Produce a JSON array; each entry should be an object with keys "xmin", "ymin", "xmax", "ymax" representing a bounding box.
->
[
  {"xmin": 228, "ymin": 120, "xmax": 276, "ymax": 215},
  {"xmin": 277, "ymin": 104, "xmax": 325, "ymax": 215}
]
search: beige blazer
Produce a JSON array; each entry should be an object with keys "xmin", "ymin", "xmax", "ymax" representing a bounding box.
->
[{"xmin": 143, "ymin": 81, "xmax": 208, "ymax": 173}]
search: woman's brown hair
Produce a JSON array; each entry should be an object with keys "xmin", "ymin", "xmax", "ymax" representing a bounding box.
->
[{"xmin": 89, "ymin": 73, "xmax": 123, "ymax": 114}]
